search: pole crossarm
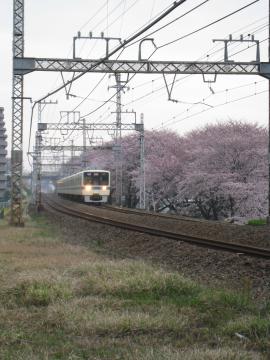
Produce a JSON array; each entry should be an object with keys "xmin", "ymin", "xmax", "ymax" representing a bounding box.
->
[
  {"xmin": 14, "ymin": 57, "xmax": 266, "ymax": 76},
  {"xmin": 40, "ymin": 122, "xmax": 141, "ymax": 132}
]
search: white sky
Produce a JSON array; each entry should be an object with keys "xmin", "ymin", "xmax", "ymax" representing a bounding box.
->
[{"xmin": 0, "ymin": 0, "xmax": 268, "ymax": 171}]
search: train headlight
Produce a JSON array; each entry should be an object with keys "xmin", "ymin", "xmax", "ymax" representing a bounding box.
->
[
  {"xmin": 85, "ymin": 185, "xmax": 92, "ymax": 191},
  {"xmin": 102, "ymin": 186, "xmax": 107, "ymax": 191}
]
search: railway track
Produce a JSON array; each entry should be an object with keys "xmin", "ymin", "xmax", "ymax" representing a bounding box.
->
[
  {"xmin": 44, "ymin": 196, "xmax": 270, "ymax": 260},
  {"xmin": 101, "ymin": 204, "xmax": 226, "ymax": 224}
]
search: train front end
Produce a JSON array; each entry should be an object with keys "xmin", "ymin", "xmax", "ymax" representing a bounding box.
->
[{"xmin": 82, "ymin": 170, "xmax": 110, "ymax": 203}]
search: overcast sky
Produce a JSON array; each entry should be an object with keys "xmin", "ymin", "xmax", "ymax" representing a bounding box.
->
[{"xmin": 0, "ymin": 0, "xmax": 268, "ymax": 171}]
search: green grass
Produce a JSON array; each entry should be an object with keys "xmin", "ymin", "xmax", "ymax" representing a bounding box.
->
[
  {"xmin": 1, "ymin": 280, "xmax": 72, "ymax": 307},
  {"xmin": 0, "ymin": 214, "xmax": 269, "ymax": 359},
  {"xmin": 248, "ymin": 218, "xmax": 267, "ymax": 226}
]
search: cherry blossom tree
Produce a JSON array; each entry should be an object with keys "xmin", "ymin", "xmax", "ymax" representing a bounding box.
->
[
  {"xmin": 73, "ymin": 120, "xmax": 267, "ymax": 220},
  {"xmin": 178, "ymin": 121, "xmax": 267, "ymax": 220}
]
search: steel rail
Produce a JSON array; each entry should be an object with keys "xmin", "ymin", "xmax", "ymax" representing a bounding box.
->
[
  {"xmin": 44, "ymin": 197, "xmax": 270, "ymax": 259},
  {"xmin": 101, "ymin": 204, "xmax": 225, "ymax": 224}
]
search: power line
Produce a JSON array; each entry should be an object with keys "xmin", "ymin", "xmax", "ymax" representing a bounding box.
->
[
  {"xmin": 31, "ymin": 1, "xmax": 266, "ymax": 161},
  {"xmin": 151, "ymin": 0, "xmax": 261, "ymax": 55},
  {"xmin": 28, "ymin": 0, "xmax": 189, "ymax": 154},
  {"xmin": 122, "ymin": 14, "xmax": 268, "ymax": 91},
  {"xmin": 79, "ymin": 0, "xmax": 109, "ymax": 32},
  {"xmin": 159, "ymin": 89, "xmax": 267, "ymax": 129},
  {"xmin": 63, "ymin": 0, "xmax": 212, "ymax": 125},
  {"xmin": 124, "ymin": 0, "xmax": 210, "ymax": 49},
  {"xmin": 123, "ymin": 37, "xmax": 268, "ymax": 109}
]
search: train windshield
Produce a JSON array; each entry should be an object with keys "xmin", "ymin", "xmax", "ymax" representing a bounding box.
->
[{"xmin": 84, "ymin": 172, "xmax": 109, "ymax": 185}]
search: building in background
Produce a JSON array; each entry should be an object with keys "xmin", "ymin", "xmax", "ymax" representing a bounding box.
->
[{"xmin": 0, "ymin": 108, "xmax": 8, "ymax": 201}]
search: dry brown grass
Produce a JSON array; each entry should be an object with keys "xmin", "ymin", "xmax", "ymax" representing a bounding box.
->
[{"xmin": 0, "ymin": 215, "xmax": 269, "ymax": 359}]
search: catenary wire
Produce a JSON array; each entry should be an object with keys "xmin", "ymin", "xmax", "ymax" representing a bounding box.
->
[{"xmin": 28, "ymin": 0, "xmax": 189, "ymax": 154}]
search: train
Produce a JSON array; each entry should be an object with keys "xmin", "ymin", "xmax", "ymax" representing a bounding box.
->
[{"xmin": 56, "ymin": 170, "xmax": 110, "ymax": 203}]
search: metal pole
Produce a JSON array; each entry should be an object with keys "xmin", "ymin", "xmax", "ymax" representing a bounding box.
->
[
  {"xmin": 268, "ymin": 0, "xmax": 270, "ymax": 224},
  {"xmin": 10, "ymin": 0, "xmax": 24, "ymax": 226},
  {"xmin": 139, "ymin": 114, "xmax": 145, "ymax": 209},
  {"xmin": 31, "ymin": 149, "xmax": 37, "ymax": 205},
  {"xmin": 115, "ymin": 73, "xmax": 122, "ymax": 206},
  {"xmin": 62, "ymin": 148, "xmax": 65, "ymax": 177},
  {"xmin": 83, "ymin": 118, "xmax": 87, "ymax": 169},
  {"xmin": 71, "ymin": 140, "xmax": 74, "ymax": 174},
  {"xmin": 35, "ymin": 103, "xmax": 42, "ymax": 211},
  {"xmin": 35, "ymin": 101, "xmax": 57, "ymax": 211}
]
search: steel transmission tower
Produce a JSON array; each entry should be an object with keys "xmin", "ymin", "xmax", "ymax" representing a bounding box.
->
[
  {"xmin": 0, "ymin": 108, "xmax": 8, "ymax": 202},
  {"xmin": 11, "ymin": 0, "xmax": 24, "ymax": 226},
  {"xmin": 268, "ymin": 0, "xmax": 270, "ymax": 224}
]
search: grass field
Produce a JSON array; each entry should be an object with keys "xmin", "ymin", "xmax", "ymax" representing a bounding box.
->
[
  {"xmin": 0, "ymin": 214, "xmax": 269, "ymax": 359},
  {"xmin": 248, "ymin": 219, "xmax": 267, "ymax": 226}
]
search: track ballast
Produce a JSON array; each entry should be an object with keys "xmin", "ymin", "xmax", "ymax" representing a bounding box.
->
[{"xmin": 44, "ymin": 195, "xmax": 270, "ymax": 260}]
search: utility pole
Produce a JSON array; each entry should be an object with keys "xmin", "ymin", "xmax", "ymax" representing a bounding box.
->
[
  {"xmin": 33, "ymin": 100, "xmax": 57, "ymax": 211},
  {"xmin": 82, "ymin": 118, "xmax": 87, "ymax": 169},
  {"xmin": 70, "ymin": 140, "xmax": 75, "ymax": 174},
  {"xmin": 110, "ymin": 74, "xmax": 129, "ymax": 206},
  {"xmin": 139, "ymin": 114, "xmax": 145, "ymax": 209},
  {"xmin": 115, "ymin": 73, "xmax": 122, "ymax": 206},
  {"xmin": 35, "ymin": 131, "xmax": 42, "ymax": 211}
]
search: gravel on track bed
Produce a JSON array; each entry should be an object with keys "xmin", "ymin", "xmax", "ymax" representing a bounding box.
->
[
  {"xmin": 50, "ymin": 195, "xmax": 270, "ymax": 249},
  {"xmin": 44, "ymin": 199, "xmax": 270, "ymax": 301}
]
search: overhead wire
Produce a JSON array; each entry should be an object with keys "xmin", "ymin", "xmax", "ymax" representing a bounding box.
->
[
  {"xmin": 121, "ymin": 14, "xmax": 268, "ymax": 110},
  {"xmin": 69, "ymin": 13, "xmax": 267, "ymax": 143},
  {"xmin": 118, "ymin": 14, "xmax": 268, "ymax": 92},
  {"xmin": 117, "ymin": 10, "xmax": 265, "ymax": 111},
  {"xmin": 148, "ymin": 0, "xmax": 261, "ymax": 57},
  {"xmin": 28, "ymin": 0, "xmax": 190, "ymax": 155},
  {"xmin": 158, "ymin": 89, "xmax": 268, "ymax": 129},
  {"xmin": 121, "ymin": 36, "xmax": 267, "ymax": 111},
  {"xmin": 35, "ymin": 0, "xmax": 265, "ymax": 161},
  {"xmin": 32, "ymin": 0, "xmax": 125, "ymax": 147},
  {"xmin": 54, "ymin": 0, "xmax": 216, "ymax": 144},
  {"xmin": 124, "ymin": 0, "xmax": 210, "ymax": 49}
]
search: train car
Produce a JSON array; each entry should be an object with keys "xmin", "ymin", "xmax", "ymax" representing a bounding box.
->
[{"xmin": 56, "ymin": 170, "xmax": 110, "ymax": 203}]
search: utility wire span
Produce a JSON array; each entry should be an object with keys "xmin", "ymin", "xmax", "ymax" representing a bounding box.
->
[
  {"xmin": 102, "ymin": 0, "xmax": 140, "ymax": 33},
  {"xmin": 35, "ymin": 0, "xmax": 188, "ymax": 105},
  {"xmin": 80, "ymin": 0, "xmax": 263, "ymax": 123},
  {"xmin": 162, "ymin": 80, "xmax": 266, "ymax": 126},
  {"xmin": 58, "ymin": 0, "xmax": 210, "ymax": 124},
  {"xmin": 46, "ymin": 0, "xmax": 165, "ymax": 139},
  {"xmin": 28, "ymin": 0, "xmax": 189, "ymax": 153},
  {"xmin": 29, "ymin": 0, "xmax": 263, "ymax": 159},
  {"xmin": 63, "ymin": 19, "xmax": 268, "ymax": 145},
  {"xmin": 61, "ymin": 15, "xmax": 267, "ymax": 145},
  {"xmin": 79, "ymin": 0, "xmax": 108, "ymax": 32},
  {"xmin": 159, "ymin": 89, "xmax": 268, "ymax": 129},
  {"xmin": 120, "ymin": 15, "xmax": 268, "ymax": 92},
  {"xmin": 84, "ymin": 80, "xmax": 266, "ymax": 130},
  {"xmin": 125, "ymin": 0, "xmax": 210, "ymax": 49},
  {"xmin": 150, "ymin": 0, "xmax": 261, "ymax": 55},
  {"xmin": 123, "ymin": 36, "xmax": 268, "ymax": 109}
]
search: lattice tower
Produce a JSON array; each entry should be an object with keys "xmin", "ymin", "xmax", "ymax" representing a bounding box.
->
[{"xmin": 0, "ymin": 108, "xmax": 8, "ymax": 200}]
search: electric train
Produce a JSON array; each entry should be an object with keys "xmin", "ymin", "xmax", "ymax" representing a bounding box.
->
[{"xmin": 56, "ymin": 170, "xmax": 110, "ymax": 203}]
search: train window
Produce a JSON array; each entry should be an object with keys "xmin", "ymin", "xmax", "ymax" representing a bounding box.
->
[{"xmin": 84, "ymin": 172, "xmax": 109, "ymax": 185}]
